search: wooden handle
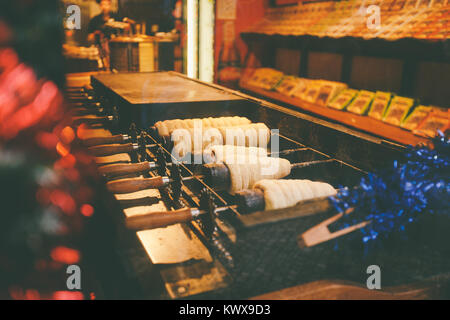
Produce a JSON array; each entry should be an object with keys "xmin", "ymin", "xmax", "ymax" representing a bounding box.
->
[
  {"xmin": 70, "ymin": 101, "xmax": 99, "ymax": 109},
  {"xmin": 69, "ymin": 98, "xmax": 95, "ymax": 105},
  {"xmin": 70, "ymin": 102, "xmax": 95, "ymax": 108},
  {"xmin": 106, "ymin": 176, "xmax": 166, "ymax": 194},
  {"xmin": 88, "ymin": 143, "xmax": 134, "ymax": 157},
  {"xmin": 67, "ymin": 93, "xmax": 90, "ymax": 99},
  {"xmin": 98, "ymin": 161, "xmax": 151, "ymax": 177},
  {"xmin": 68, "ymin": 95, "xmax": 93, "ymax": 101},
  {"xmin": 73, "ymin": 116, "xmax": 109, "ymax": 126},
  {"xmin": 126, "ymin": 208, "xmax": 194, "ymax": 230},
  {"xmin": 83, "ymin": 135, "xmax": 125, "ymax": 147},
  {"xmin": 72, "ymin": 108, "xmax": 95, "ymax": 116}
]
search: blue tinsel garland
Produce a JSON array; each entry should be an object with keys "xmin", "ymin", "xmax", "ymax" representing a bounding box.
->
[{"xmin": 330, "ymin": 131, "xmax": 450, "ymax": 245}]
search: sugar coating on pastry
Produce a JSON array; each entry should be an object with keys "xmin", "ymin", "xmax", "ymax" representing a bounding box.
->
[
  {"xmin": 225, "ymin": 157, "xmax": 291, "ymax": 194},
  {"xmin": 155, "ymin": 116, "xmax": 251, "ymax": 136},
  {"xmin": 253, "ymin": 179, "xmax": 337, "ymax": 210}
]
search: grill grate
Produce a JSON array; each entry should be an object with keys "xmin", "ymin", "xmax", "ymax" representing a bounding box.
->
[
  {"xmin": 137, "ymin": 126, "xmax": 450, "ymax": 298},
  {"xmin": 133, "ymin": 126, "xmax": 370, "ymax": 293},
  {"xmin": 69, "ymin": 77, "xmax": 450, "ymax": 299},
  {"xmin": 142, "ymin": 129, "xmax": 366, "ymax": 222}
]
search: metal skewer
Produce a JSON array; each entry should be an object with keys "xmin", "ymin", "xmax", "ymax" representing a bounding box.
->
[{"xmin": 125, "ymin": 189, "xmax": 237, "ymax": 232}]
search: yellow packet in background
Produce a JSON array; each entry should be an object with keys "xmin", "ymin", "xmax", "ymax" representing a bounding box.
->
[
  {"xmin": 347, "ymin": 90, "xmax": 375, "ymax": 115},
  {"xmin": 413, "ymin": 108, "xmax": 449, "ymax": 138},
  {"xmin": 327, "ymin": 89, "xmax": 359, "ymax": 110},
  {"xmin": 291, "ymin": 79, "xmax": 312, "ymax": 100},
  {"xmin": 383, "ymin": 96, "xmax": 415, "ymax": 126},
  {"xmin": 368, "ymin": 91, "xmax": 393, "ymax": 120},
  {"xmin": 247, "ymin": 68, "xmax": 284, "ymax": 90},
  {"xmin": 274, "ymin": 76, "xmax": 305, "ymax": 97},
  {"xmin": 315, "ymin": 81, "xmax": 347, "ymax": 106},
  {"xmin": 401, "ymin": 105, "xmax": 433, "ymax": 131},
  {"xmin": 303, "ymin": 81, "xmax": 323, "ymax": 103},
  {"xmin": 258, "ymin": 69, "xmax": 284, "ymax": 90}
]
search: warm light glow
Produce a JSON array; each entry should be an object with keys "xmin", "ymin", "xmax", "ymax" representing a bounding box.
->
[
  {"xmin": 36, "ymin": 131, "xmax": 58, "ymax": 149},
  {"xmin": 25, "ymin": 289, "xmax": 40, "ymax": 300},
  {"xmin": 56, "ymin": 141, "xmax": 70, "ymax": 157},
  {"xmin": 60, "ymin": 126, "xmax": 76, "ymax": 144},
  {"xmin": 0, "ymin": 48, "xmax": 19, "ymax": 72},
  {"xmin": 63, "ymin": 167, "xmax": 80, "ymax": 182},
  {"xmin": 81, "ymin": 204, "xmax": 94, "ymax": 217},
  {"xmin": 57, "ymin": 154, "xmax": 77, "ymax": 169},
  {"xmin": 50, "ymin": 246, "xmax": 80, "ymax": 265},
  {"xmin": 199, "ymin": 0, "xmax": 214, "ymax": 83},
  {"xmin": 76, "ymin": 123, "xmax": 89, "ymax": 139},
  {"xmin": 186, "ymin": 0, "xmax": 198, "ymax": 78},
  {"xmin": 50, "ymin": 190, "xmax": 76, "ymax": 214},
  {"xmin": 52, "ymin": 291, "xmax": 84, "ymax": 300},
  {"xmin": 0, "ymin": 80, "xmax": 62, "ymax": 140}
]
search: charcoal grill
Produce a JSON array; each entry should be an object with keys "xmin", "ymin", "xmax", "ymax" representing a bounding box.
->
[{"xmin": 83, "ymin": 72, "xmax": 450, "ymax": 299}]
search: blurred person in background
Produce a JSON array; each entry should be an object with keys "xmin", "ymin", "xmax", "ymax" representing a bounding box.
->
[
  {"xmin": 87, "ymin": 0, "xmax": 132, "ymax": 43},
  {"xmin": 87, "ymin": 0, "xmax": 132, "ymax": 70}
]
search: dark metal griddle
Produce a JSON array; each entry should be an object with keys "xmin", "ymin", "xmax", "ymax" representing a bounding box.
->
[
  {"xmin": 91, "ymin": 72, "xmax": 246, "ymax": 131},
  {"xmin": 84, "ymin": 72, "xmax": 450, "ymax": 299},
  {"xmin": 90, "ymin": 71, "xmax": 405, "ymax": 172},
  {"xmin": 92, "ymin": 72, "xmax": 244, "ymax": 105}
]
